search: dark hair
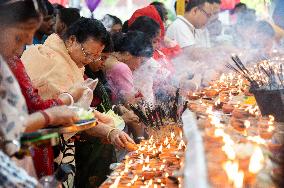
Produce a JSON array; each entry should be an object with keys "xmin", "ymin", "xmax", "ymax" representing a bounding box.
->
[
  {"xmin": 112, "ymin": 31, "xmax": 153, "ymax": 58},
  {"xmin": 150, "ymin": 2, "xmax": 168, "ymax": 22},
  {"xmin": 64, "ymin": 17, "xmax": 109, "ymax": 45},
  {"xmin": 122, "ymin": 20, "xmax": 129, "ymax": 33},
  {"xmin": 0, "ymin": 0, "xmax": 46, "ymax": 26},
  {"xmin": 209, "ymin": 0, "xmax": 221, "ymax": 3},
  {"xmin": 231, "ymin": 2, "xmax": 247, "ymax": 14},
  {"xmin": 128, "ymin": 16, "xmax": 160, "ymax": 41},
  {"xmin": 108, "ymin": 14, "xmax": 122, "ymax": 26},
  {"xmin": 58, "ymin": 8, "xmax": 80, "ymax": 27},
  {"xmin": 236, "ymin": 8, "xmax": 256, "ymax": 28},
  {"xmin": 43, "ymin": 0, "xmax": 54, "ymax": 15},
  {"xmin": 235, "ymin": 2, "xmax": 247, "ymax": 10},
  {"xmin": 255, "ymin": 20, "xmax": 275, "ymax": 37},
  {"xmin": 185, "ymin": 0, "xmax": 214, "ymax": 12},
  {"xmin": 103, "ymin": 32, "xmax": 114, "ymax": 53},
  {"xmin": 53, "ymin": 3, "xmax": 65, "ymax": 10}
]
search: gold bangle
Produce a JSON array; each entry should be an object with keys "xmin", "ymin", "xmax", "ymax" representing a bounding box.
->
[{"xmin": 107, "ymin": 128, "xmax": 117, "ymax": 143}]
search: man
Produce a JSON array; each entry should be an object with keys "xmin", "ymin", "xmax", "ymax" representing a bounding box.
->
[
  {"xmin": 196, "ymin": 0, "xmax": 221, "ymax": 48},
  {"xmin": 167, "ymin": 0, "xmax": 216, "ymax": 50},
  {"xmin": 33, "ymin": 0, "xmax": 55, "ymax": 44},
  {"xmin": 167, "ymin": 0, "xmax": 223, "ymax": 88},
  {"xmin": 55, "ymin": 8, "xmax": 80, "ymax": 37}
]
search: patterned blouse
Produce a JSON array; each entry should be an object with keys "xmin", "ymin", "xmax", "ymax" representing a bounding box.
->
[{"xmin": 0, "ymin": 56, "xmax": 37, "ymax": 187}]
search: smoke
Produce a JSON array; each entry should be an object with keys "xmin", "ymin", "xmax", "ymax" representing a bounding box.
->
[{"xmin": 130, "ymin": 6, "xmax": 283, "ymax": 105}]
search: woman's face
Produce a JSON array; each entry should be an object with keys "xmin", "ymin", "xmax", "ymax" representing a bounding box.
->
[
  {"xmin": 65, "ymin": 36, "xmax": 105, "ymax": 68},
  {"xmin": 111, "ymin": 24, "xmax": 122, "ymax": 34},
  {"xmin": 152, "ymin": 32, "xmax": 161, "ymax": 50},
  {"xmin": 0, "ymin": 19, "xmax": 41, "ymax": 60},
  {"xmin": 89, "ymin": 52, "xmax": 110, "ymax": 72},
  {"xmin": 122, "ymin": 53, "xmax": 146, "ymax": 71}
]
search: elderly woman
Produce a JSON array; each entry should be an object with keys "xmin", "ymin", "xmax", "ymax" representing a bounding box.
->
[
  {"xmin": 22, "ymin": 17, "xmax": 106, "ymax": 100},
  {"xmin": 21, "ymin": 17, "xmax": 132, "ymax": 148},
  {"xmin": 0, "ymin": 0, "xmax": 79, "ymax": 186}
]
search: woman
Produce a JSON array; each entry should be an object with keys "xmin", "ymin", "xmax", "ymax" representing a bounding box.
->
[
  {"xmin": 55, "ymin": 8, "xmax": 80, "ymax": 38},
  {"xmin": 6, "ymin": 6, "xmax": 85, "ymax": 114},
  {"xmin": 101, "ymin": 14, "xmax": 123, "ymax": 34},
  {"xmin": 22, "ymin": 17, "xmax": 106, "ymax": 100},
  {"xmin": 128, "ymin": 5, "xmax": 181, "ymax": 60},
  {"xmin": 104, "ymin": 31, "xmax": 154, "ymax": 103},
  {"xmin": 128, "ymin": 16, "xmax": 176, "ymax": 101},
  {"xmin": 0, "ymin": 0, "xmax": 79, "ymax": 186}
]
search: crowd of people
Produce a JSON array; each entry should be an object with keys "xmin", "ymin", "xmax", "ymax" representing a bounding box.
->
[{"xmin": 0, "ymin": 0, "xmax": 283, "ymax": 187}]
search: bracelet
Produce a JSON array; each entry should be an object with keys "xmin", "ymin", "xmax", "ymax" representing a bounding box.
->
[
  {"xmin": 40, "ymin": 110, "xmax": 51, "ymax": 126},
  {"xmin": 60, "ymin": 92, "xmax": 74, "ymax": 106},
  {"xmin": 107, "ymin": 128, "xmax": 117, "ymax": 143}
]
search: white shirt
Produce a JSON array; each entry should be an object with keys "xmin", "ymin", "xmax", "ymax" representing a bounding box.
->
[
  {"xmin": 166, "ymin": 16, "xmax": 196, "ymax": 48},
  {"xmin": 195, "ymin": 28, "xmax": 211, "ymax": 48},
  {"xmin": 166, "ymin": 16, "xmax": 211, "ymax": 48}
]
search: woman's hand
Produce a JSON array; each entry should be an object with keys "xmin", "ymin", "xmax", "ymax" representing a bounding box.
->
[
  {"xmin": 109, "ymin": 129, "xmax": 135, "ymax": 149},
  {"xmin": 45, "ymin": 106, "xmax": 78, "ymax": 126},
  {"xmin": 94, "ymin": 110, "xmax": 115, "ymax": 127},
  {"xmin": 122, "ymin": 110, "xmax": 139, "ymax": 124}
]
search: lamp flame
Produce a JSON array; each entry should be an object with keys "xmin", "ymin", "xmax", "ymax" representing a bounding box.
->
[{"xmin": 249, "ymin": 146, "xmax": 264, "ymax": 174}]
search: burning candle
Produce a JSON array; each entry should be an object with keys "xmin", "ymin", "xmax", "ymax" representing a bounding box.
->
[
  {"xmin": 248, "ymin": 146, "xmax": 264, "ymax": 174},
  {"xmin": 109, "ymin": 176, "xmax": 121, "ymax": 188},
  {"xmin": 234, "ymin": 170, "xmax": 244, "ymax": 188},
  {"xmin": 244, "ymin": 120, "xmax": 251, "ymax": 128}
]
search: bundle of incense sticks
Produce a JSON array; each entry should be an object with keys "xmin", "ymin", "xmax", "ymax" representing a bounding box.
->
[
  {"xmin": 226, "ymin": 55, "xmax": 284, "ymax": 90},
  {"xmin": 129, "ymin": 89, "xmax": 187, "ymax": 128}
]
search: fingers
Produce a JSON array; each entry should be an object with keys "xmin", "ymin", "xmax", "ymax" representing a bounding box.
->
[
  {"xmin": 119, "ymin": 132, "xmax": 128, "ymax": 145},
  {"xmin": 125, "ymin": 134, "xmax": 135, "ymax": 144},
  {"xmin": 114, "ymin": 136, "xmax": 124, "ymax": 149}
]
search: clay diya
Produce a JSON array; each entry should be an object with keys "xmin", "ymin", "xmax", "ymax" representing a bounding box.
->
[
  {"xmin": 230, "ymin": 117, "xmax": 246, "ymax": 132},
  {"xmin": 187, "ymin": 92, "xmax": 201, "ymax": 100},
  {"xmin": 222, "ymin": 104, "xmax": 235, "ymax": 114},
  {"xmin": 204, "ymin": 88, "xmax": 219, "ymax": 98},
  {"xmin": 232, "ymin": 108, "xmax": 250, "ymax": 119}
]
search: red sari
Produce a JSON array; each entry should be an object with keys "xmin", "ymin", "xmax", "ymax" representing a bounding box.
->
[{"xmin": 8, "ymin": 57, "xmax": 63, "ymax": 113}]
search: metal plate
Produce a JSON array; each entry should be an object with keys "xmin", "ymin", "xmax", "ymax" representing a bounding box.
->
[{"xmin": 39, "ymin": 119, "xmax": 97, "ymax": 134}]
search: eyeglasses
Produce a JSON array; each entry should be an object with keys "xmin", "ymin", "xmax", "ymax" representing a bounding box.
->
[
  {"xmin": 198, "ymin": 7, "xmax": 212, "ymax": 19},
  {"xmin": 81, "ymin": 44, "xmax": 102, "ymax": 63}
]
